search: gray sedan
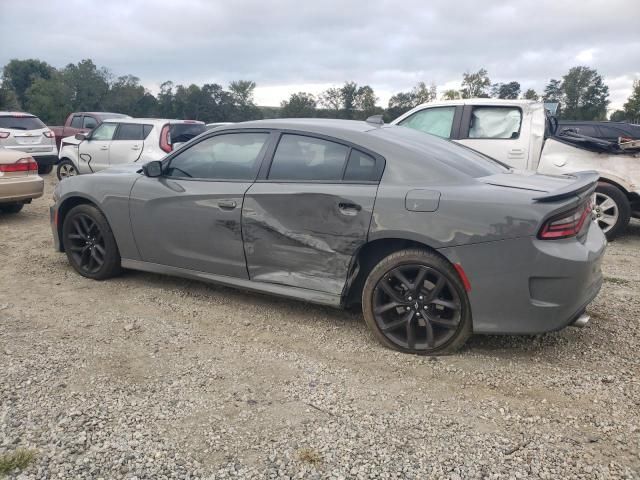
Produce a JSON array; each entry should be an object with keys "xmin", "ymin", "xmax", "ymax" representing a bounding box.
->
[{"xmin": 51, "ymin": 119, "xmax": 606, "ymax": 354}]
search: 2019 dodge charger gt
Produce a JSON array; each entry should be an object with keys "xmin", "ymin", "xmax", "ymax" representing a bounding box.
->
[{"xmin": 50, "ymin": 119, "xmax": 606, "ymax": 354}]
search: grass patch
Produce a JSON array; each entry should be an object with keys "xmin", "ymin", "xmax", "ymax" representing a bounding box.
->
[
  {"xmin": 0, "ymin": 449, "xmax": 36, "ymax": 477},
  {"xmin": 297, "ymin": 447, "xmax": 322, "ymax": 465},
  {"xmin": 604, "ymin": 276, "xmax": 631, "ymax": 286}
]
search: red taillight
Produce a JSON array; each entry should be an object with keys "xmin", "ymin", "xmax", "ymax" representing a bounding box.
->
[
  {"xmin": 538, "ymin": 202, "xmax": 592, "ymax": 240},
  {"xmin": 159, "ymin": 124, "xmax": 172, "ymax": 153},
  {"xmin": 43, "ymin": 131, "xmax": 54, "ymax": 138},
  {"xmin": 0, "ymin": 157, "xmax": 38, "ymax": 173},
  {"xmin": 0, "ymin": 131, "xmax": 9, "ymax": 139}
]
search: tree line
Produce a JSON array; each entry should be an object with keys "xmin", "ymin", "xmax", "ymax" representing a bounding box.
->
[{"xmin": 0, "ymin": 58, "xmax": 638, "ymax": 125}]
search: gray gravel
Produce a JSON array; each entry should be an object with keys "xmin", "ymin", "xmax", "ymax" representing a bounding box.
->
[{"xmin": 1, "ymin": 175, "xmax": 639, "ymax": 479}]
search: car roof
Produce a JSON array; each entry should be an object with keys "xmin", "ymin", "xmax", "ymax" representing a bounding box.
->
[
  {"xmin": 410, "ymin": 98, "xmax": 537, "ymax": 108},
  {"xmin": 0, "ymin": 111, "xmax": 37, "ymax": 117},
  {"xmin": 223, "ymin": 118, "xmax": 378, "ymax": 134},
  {"xmin": 101, "ymin": 118, "xmax": 205, "ymax": 125}
]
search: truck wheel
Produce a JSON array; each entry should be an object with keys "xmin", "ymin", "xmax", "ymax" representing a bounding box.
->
[
  {"xmin": 38, "ymin": 164, "xmax": 53, "ymax": 175},
  {"xmin": 57, "ymin": 159, "xmax": 78, "ymax": 180},
  {"xmin": 593, "ymin": 182, "xmax": 630, "ymax": 241}
]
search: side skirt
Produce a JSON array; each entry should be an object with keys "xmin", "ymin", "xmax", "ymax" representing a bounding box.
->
[{"xmin": 120, "ymin": 259, "xmax": 343, "ymax": 307}]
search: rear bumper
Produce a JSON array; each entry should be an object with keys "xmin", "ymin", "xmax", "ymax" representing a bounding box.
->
[
  {"xmin": 50, "ymin": 205, "xmax": 62, "ymax": 251},
  {"xmin": 0, "ymin": 175, "xmax": 44, "ymax": 203},
  {"xmin": 439, "ymin": 223, "xmax": 606, "ymax": 334}
]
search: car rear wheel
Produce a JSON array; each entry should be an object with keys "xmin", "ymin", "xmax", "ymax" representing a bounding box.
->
[
  {"xmin": 57, "ymin": 159, "xmax": 78, "ymax": 180},
  {"xmin": 38, "ymin": 164, "xmax": 53, "ymax": 175},
  {"xmin": 0, "ymin": 203, "xmax": 24, "ymax": 214},
  {"xmin": 362, "ymin": 249, "xmax": 472, "ymax": 355},
  {"xmin": 593, "ymin": 182, "xmax": 630, "ymax": 241},
  {"xmin": 62, "ymin": 204, "xmax": 122, "ymax": 280}
]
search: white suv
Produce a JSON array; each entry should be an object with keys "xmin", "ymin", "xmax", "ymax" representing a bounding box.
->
[
  {"xmin": 56, "ymin": 118, "xmax": 205, "ymax": 179},
  {"xmin": 0, "ymin": 112, "xmax": 58, "ymax": 174}
]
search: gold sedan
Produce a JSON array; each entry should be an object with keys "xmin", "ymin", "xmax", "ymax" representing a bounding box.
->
[{"xmin": 0, "ymin": 148, "xmax": 44, "ymax": 214}]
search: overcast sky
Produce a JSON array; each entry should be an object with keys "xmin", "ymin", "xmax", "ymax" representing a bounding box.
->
[{"xmin": 1, "ymin": 0, "xmax": 639, "ymax": 111}]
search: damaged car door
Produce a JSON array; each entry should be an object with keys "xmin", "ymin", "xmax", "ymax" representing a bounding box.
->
[
  {"xmin": 242, "ymin": 133, "xmax": 383, "ymax": 296},
  {"xmin": 129, "ymin": 131, "xmax": 271, "ymax": 277}
]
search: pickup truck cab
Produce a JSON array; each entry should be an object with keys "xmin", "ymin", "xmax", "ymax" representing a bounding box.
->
[
  {"xmin": 57, "ymin": 118, "xmax": 205, "ymax": 180},
  {"xmin": 50, "ymin": 112, "xmax": 130, "ymax": 149},
  {"xmin": 392, "ymin": 99, "xmax": 640, "ymax": 239}
]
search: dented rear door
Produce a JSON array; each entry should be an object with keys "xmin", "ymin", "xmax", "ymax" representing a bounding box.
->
[{"xmin": 242, "ymin": 133, "xmax": 381, "ymax": 296}]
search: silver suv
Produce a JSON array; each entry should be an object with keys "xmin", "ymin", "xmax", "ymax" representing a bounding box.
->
[
  {"xmin": 56, "ymin": 118, "xmax": 205, "ymax": 179},
  {"xmin": 0, "ymin": 112, "xmax": 58, "ymax": 174}
]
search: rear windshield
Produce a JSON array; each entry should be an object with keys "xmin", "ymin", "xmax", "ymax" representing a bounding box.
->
[
  {"xmin": 171, "ymin": 123, "xmax": 205, "ymax": 143},
  {"xmin": 0, "ymin": 115, "xmax": 46, "ymax": 130},
  {"xmin": 380, "ymin": 126, "xmax": 509, "ymax": 178}
]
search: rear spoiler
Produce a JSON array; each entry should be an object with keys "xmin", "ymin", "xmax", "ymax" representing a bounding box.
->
[{"xmin": 533, "ymin": 171, "xmax": 599, "ymax": 202}]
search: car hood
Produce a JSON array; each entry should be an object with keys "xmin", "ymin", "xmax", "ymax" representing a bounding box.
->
[
  {"xmin": 478, "ymin": 169, "xmax": 583, "ymax": 193},
  {"xmin": 60, "ymin": 135, "xmax": 81, "ymax": 146},
  {"xmin": 95, "ymin": 163, "xmax": 142, "ymax": 175}
]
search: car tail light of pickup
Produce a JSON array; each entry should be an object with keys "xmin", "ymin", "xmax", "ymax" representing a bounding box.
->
[
  {"xmin": 538, "ymin": 201, "xmax": 592, "ymax": 240},
  {"xmin": 160, "ymin": 124, "xmax": 172, "ymax": 153},
  {"xmin": 0, "ymin": 157, "xmax": 38, "ymax": 173}
]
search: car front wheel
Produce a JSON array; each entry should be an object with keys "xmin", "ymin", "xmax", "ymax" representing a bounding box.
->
[
  {"xmin": 57, "ymin": 159, "xmax": 79, "ymax": 180},
  {"xmin": 362, "ymin": 249, "xmax": 472, "ymax": 355},
  {"xmin": 62, "ymin": 204, "xmax": 122, "ymax": 280},
  {"xmin": 593, "ymin": 182, "xmax": 630, "ymax": 241}
]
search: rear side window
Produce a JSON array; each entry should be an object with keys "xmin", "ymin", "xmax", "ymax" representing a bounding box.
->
[
  {"xmin": 170, "ymin": 123, "xmax": 205, "ymax": 143},
  {"xmin": 70, "ymin": 115, "xmax": 83, "ymax": 128},
  {"xmin": 268, "ymin": 134, "xmax": 349, "ymax": 181},
  {"xmin": 0, "ymin": 115, "xmax": 45, "ymax": 130},
  {"xmin": 115, "ymin": 123, "xmax": 146, "ymax": 141},
  {"xmin": 344, "ymin": 149, "xmax": 378, "ymax": 182},
  {"xmin": 165, "ymin": 133, "xmax": 269, "ymax": 180},
  {"xmin": 468, "ymin": 107, "xmax": 522, "ymax": 139},
  {"xmin": 83, "ymin": 116, "xmax": 98, "ymax": 129},
  {"xmin": 398, "ymin": 106, "xmax": 456, "ymax": 139}
]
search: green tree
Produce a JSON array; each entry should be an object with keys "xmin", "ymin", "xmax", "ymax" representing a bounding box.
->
[
  {"xmin": 559, "ymin": 66, "xmax": 609, "ymax": 120},
  {"xmin": 0, "ymin": 84, "xmax": 20, "ymax": 110},
  {"xmin": 386, "ymin": 82, "xmax": 437, "ymax": 120},
  {"xmin": 609, "ymin": 110, "xmax": 626, "ymax": 122},
  {"xmin": 441, "ymin": 89, "xmax": 461, "ymax": 100},
  {"xmin": 461, "ymin": 69, "xmax": 491, "ymax": 98},
  {"xmin": 318, "ymin": 87, "xmax": 342, "ymax": 115},
  {"xmin": 622, "ymin": 80, "xmax": 640, "ymax": 123},
  {"xmin": 354, "ymin": 85, "xmax": 379, "ymax": 119},
  {"xmin": 157, "ymin": 81, "xmax": 175, "ymax": 118},
  {"xmin": 104, "ymin": 75, "xmax": 156, "ymax": 117},
  {"xmin": 492, "ymin": 81, "xmax": 520, "ymax": 99},
  {"xmin": 24, "ymin": 73, "xmax": 72, "ymax": 124},
  {"xmin": 2, "ymin": 58, "xmax": 54, "ymax": 108},
  {"xmin": 228, "ymin": 80, "xmax": 262, "ymax": 121},
  {"xmin": 280, "ymin": 92, "xmax": 317, "ymax": 118},
  {"xmin": 62, "ymin": 59, "xmax": 110, "ymax": 111},
  {"xmin": 522, "ymin": 88, "xmax": 539, "ymax": 101}
]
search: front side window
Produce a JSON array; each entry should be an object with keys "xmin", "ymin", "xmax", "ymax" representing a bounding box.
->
[
  {"xmin": 90, "ymin": 122, "xmax": 117, "ymax": 141},
  {"xmin": 114, "ymin": 123, "xmax": 145, "ymax": 141},
  {"xmin": 268, "ymin": 134, "xmax": 349, "ymax": 181},
  {"xmin": 70, "ymin": 115, "xmax": 83, "ymax": 128},
  {"xmin": 398, "ymin": 106, "xmax": 456, "ymax": 139},
  {"xmin": 468, "ymin": 107, "xmax": 522, "ymax": 139},
  {"xmin": 165, "ymin": 133, "xmax": 268, "ymax": 180},
  {"xmin": 83, "ymin": 116, "xmax": 98, "ymax": 129}
]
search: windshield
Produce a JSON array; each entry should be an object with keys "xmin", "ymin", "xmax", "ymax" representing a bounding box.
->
[
  {"xmin": 0, "ymin": 115, "xmax": 46, "ymax": 130},
  {"xmin": 171, "ymin": 123, "xmax": 206, "ymax": 144}
]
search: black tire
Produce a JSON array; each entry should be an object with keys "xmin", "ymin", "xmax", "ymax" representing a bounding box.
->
[
  {"xmin": 38, "ymin": 164, "xmax": 53, "ymax": 175},
  {"xmin": 62, "ymin": 204, "xmax": 122, "ymax": 280},
  {"xmin": 362, "ymin": 249, "xmax": 472, "ymax": 355},
  {"xmin": 0, "ymin": 203, "xmax": 24, "ymax": 214},
  {"xmin": 57, "ymin": 159, "xmax": 79, "ymax": 180},
  {"xmin": 594, "ymin": 182, "xmax": 630, "ymax": 241}
]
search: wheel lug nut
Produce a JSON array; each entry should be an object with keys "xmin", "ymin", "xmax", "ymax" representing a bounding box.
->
[
  {"xmin": 407, "ymin": 296, "xmax": 412, "ymax": 301},
  {"xmin": 416, "ymin": 312, "xmax": 421, "ymax": 317},
  {"xmin": 406, "ymin": 306, "xmax": 411, "ymax": 311}
]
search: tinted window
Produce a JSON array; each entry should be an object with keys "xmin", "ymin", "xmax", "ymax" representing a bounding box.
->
[
  {"xmin": 143, "ymin": 125, "xmax": 153, "ymax": 139},
  {"xmin": 571, "ymin": 125, "xmax": 598, "ymax": 137},
  {"xmin": 83, "ymin": 116, "xmax": 98, "ymax": 129},
  {"xmin": 0, "ymin": 115, "xmax": 45, "ymax": 130},
  {"xmin": 268, "ymin": 134, "xmax": 349, "ymax": 181},
  {"xmin": 114, "ymin": 123, "xmax": 145, "ymax": 141},
  {"xmin": 166, "ymin": 133, "xmax": 268, "ymax": 180},
  {"xmin": 597, "ymin": 126, "xmax": 625, "ymax": 139},
  {"xmin": 468, "ymin": 107, "xmax": 522, "ymax": 139},
  {"xmin": 399, "ymin": 107, "xmax": 455, "ymax": 138},
  {"xmin": 170, "ymin": 123, "xmax": 206, "ymax": 143},
  {"xmin": 344, "ymin": 149, "xmax": 378, "ymax": 182},
  {"xmin": 70, "ymin": 115, "xmax": 83, "ymax": 128},
  {"xmin": 90, "ymin": 123, "xmax": 117, "ymax": 141}
]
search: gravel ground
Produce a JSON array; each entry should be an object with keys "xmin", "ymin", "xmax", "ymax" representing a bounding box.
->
[{"xmin": 1, "ymin": 174, "xmax": 639, "ymax": 479}]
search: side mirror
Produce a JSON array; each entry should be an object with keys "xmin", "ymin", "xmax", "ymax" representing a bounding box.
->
[
  {"xmin": 142, "ymin": 160, "xmax": 163, "ymax": 178},
  {"xmin": 75, "ymin": 132, "xmax": 87, "ymax": 141}
]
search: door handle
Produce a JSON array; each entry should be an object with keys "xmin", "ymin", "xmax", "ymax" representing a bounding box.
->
[
  {"xmin": 131, "ymin": 145, "xmax": 141, "ymax": 151},
  {"xmin": 338, "ymin": 202, "xmax": 362, "ymax": 215},
  {"xmin": 99, "ymin": 146, "xmax": 108, "ymax": 151},
  {"xmin": 218, "ymin": 200, "xmax": 237, "ymax": 209}
]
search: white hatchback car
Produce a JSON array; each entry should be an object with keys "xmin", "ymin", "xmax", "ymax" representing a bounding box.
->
[
  {"xmin": 56, "ymin": 118, "xmax": 205, "ymax": 179},
  {"xmin": 0, "ymin": 111, "xmax": 58, "ymax": 174}
]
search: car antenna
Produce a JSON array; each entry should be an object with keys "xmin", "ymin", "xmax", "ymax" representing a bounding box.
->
[{"xmin": 365, "ymin": 115, "xmax": 384, "ymax": 126}]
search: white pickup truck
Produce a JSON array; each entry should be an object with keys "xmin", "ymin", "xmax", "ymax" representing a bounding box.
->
[{"xmin": 392, "ymin": 99, "xmax": 640, "ymax": 240}]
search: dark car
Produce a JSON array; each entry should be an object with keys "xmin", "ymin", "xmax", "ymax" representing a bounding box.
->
[
  {"xmin": 50, "ymin": 119, "xmax": 605, "ymax": 355},
  {"xmin": 558, "ymin": 121, "xmax": 640, "ymax": 143}
]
